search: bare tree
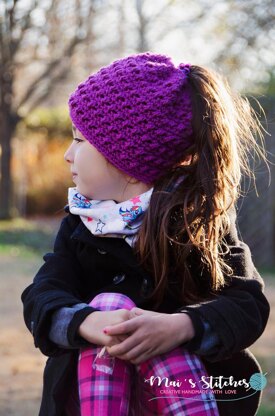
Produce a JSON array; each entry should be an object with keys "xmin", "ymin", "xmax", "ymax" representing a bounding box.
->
[
  {"xmin": 134, "ymin": 0, "xmax": 188, "ymax": 53},
  {"xmin": 207, "ymin": 0, "xmax": 275, "ymax": 89},
  {"xmin": 127, "ymin": 0, "xmax": 274, "ymax": 89},
  {"xmin": 0, "ymin": 0, "xmax": 98, "ymax": 219},
  {"xmin": 1, "ymin": 0, "xmax": 273, "ymax": 219}
]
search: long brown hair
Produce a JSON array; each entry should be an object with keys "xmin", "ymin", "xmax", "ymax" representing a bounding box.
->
[{"xmin": 132, "ymin": 65, "xmax": 268, "ymax": 309}]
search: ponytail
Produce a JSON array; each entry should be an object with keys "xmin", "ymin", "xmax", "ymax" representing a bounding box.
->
[{"xmin": 133, "ymin": 65, "xmax": 267, "ymax": 310}]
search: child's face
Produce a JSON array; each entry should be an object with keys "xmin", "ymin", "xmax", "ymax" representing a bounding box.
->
[{"xmin": 64, "ymin": 126, "xmax": 149, "ymax": 201}]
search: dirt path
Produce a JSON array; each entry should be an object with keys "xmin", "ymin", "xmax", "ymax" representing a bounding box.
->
[
  {"xmin": 0, "ymin": 252, "xmax": 46, "ymax": 416},
  {"xmin": 0, "ymin": 249, "xmax": 274, "ymax": 415}
]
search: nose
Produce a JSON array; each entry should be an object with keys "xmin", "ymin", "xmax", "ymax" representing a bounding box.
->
[{"xmin": 64, "ymin": 143, "xmax": 73, "ymax": 164}]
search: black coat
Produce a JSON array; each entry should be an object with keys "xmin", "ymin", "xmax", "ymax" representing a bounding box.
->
[{"xmin": 21, "ymin": 206, "xmax": 270, "ymax": 416}]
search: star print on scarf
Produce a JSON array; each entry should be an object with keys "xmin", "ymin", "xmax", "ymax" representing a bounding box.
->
[
  {"xmin": 68, "ymin": 187, "xmax": 154, "ymax": 247},
  {"xmin": 95, "ymin": 219, "xmax": 105, "ymax": 233}
]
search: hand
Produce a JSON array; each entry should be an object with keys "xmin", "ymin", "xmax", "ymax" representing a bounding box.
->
[
  {"xmin": 78, "ymin": 309, "xmax": 130, "ymax": 346},
  {"xmin": 104, "ymin": 309, "xmax": 195, "ymax": 364}
]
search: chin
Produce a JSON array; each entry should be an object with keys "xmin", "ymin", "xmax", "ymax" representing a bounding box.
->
[{"xmin": 76, "ymin": 187, "xmax": 92, "ymax": 200}]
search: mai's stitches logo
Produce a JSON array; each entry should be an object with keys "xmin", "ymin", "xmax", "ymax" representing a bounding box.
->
[{"xmin": 144, "ymin": 373, "xmax": 267, "ymax": 402}]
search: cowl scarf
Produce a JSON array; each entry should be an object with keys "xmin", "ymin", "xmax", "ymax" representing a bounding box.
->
[{"xmin": 68, "ymin": 187, "xmax": 154, "ymax": 247}]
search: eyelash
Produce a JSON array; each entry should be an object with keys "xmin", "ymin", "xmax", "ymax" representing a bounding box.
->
[{"xmin": 73, "ymin": 138, "xmax": 83, "ymax": 143}]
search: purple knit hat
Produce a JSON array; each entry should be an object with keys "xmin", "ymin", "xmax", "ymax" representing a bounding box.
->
[{"xmin": 68, "ymin": 52, "xmax": 193, "ymax": 184}]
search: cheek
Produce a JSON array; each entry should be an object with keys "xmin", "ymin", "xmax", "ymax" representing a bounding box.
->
[{"xmin": 78, "ymin": 153, "xmax": 103, "ymax": 181}]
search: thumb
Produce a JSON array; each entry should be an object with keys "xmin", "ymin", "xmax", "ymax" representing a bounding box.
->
[{"xmin": 129, "ymin": 307, "xmax": 144, "ymax": 318}]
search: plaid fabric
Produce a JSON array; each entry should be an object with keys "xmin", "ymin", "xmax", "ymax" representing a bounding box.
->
[
  {"xmin": 88, "ymin": 292, "xmax": 136, "ymax": 311},
  {"xmin": 78, "ymin": 293, "xmax": 219, "ymax": 416},
  {"xmin": 135, "ymin": 349, "xmax": 219, "ymax": 415}
]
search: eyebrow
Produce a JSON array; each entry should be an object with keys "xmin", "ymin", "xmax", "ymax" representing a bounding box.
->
[{"xmin": 72, "ymin": 125, "xmax": 76, "ymax": 134}]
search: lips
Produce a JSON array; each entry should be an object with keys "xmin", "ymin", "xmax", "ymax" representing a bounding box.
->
[{"xmin": 71, "ymin": 172, "xmax": 78, "ymax": 180}]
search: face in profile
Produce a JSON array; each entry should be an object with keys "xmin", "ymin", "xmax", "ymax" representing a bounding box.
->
[{"xmin": 64, "ymin": 125, "xmax": 134, "ymax": 200}]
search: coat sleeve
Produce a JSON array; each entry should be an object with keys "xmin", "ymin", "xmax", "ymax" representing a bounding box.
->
[
  {"xmin": 21, "ymin": 214, "xmax": 99, "ymax": 357},
  {"xmin": 178, "ymin": 205, "xmax": 270, "ymax": 362}
]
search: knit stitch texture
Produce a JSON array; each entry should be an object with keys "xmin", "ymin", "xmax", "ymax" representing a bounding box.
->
[{"xmin": 68, "ymin": 52, "xmax": 193, "ymax": 184}]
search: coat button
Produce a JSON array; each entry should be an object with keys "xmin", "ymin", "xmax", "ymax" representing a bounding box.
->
[
  {"xmin": 141, "ymin": 278, "xmax": 148, "ymax": 292},
  {"xmin": 113, "ymin": 273, "xmax": 126, "ymax": 284},
  {"xmin": 141, "ymin": 277, "xmax": 152, "ymax": 296},
  {"xmin": 97, "ymin": 248, "xmax": 107, "ymax": 254}
]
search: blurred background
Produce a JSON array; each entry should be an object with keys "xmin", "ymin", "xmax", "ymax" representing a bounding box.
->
[{"xmin": 0, "ymin": 0, "xmax": 274, "ymax": 415}]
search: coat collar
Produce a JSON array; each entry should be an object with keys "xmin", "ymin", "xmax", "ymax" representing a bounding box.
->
[{"xmin": 70, "ymin": 218, "xmax": 147, "ymax": 274}]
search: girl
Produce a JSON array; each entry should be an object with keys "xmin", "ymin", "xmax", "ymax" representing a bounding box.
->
[{"xmin": 21, "ymin": 52, "xmax": 270, "ymax": 416}]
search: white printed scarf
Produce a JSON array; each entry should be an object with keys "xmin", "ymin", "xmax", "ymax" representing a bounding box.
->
[{"xmin": 68, "ymin": 187, "xmax": 154, "ymax": 247}]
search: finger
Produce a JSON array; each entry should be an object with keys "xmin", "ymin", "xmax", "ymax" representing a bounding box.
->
[
  {"xmin": 130, "ymin": 352, "xmax": 150, "ymax": 365},
  {"xmin": 108, "ymin": 340, "xmax": 147, "ymax": 362},
  {"xmin": 104, "ymin": 317, "xmax": 141, "ymax": 336},
  {"xmin": 130, "ymin": 307, "xmax": 145, "ymax": 318},
  {"xmin": 106, "ymin": 332, "xmax": 142, "ymax": 357},
  {"xmin": 106, "ymin": 335, "xmax": 127, "ymax": 347},
  {"xmin": 124, "ymin": 345, "xmax": 152, "ymax": 364},
  {"xmin": 130, "ymin": 307, "xmax": 144, "ymax": 316},
  {"xmin": 118, "ymin": 335, "xmax": 128, "ymax": 342},
  {"xmin": 130, "ymin": 308, "xmax": 160, "ymax": 318},
  {"xmin": 129, "ymin": 346, "xmax": 157, "ymax": 365}
]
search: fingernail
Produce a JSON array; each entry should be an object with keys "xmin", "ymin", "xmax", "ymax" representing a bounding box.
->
[{"xmin": 103, "ymin": 328, "xmax": 108, "ymax": 334}]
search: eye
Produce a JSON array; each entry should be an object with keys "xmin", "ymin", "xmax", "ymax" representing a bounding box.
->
[{"xmin": 73, "ymin": 137, "xmax": 84, "ymax": 143}]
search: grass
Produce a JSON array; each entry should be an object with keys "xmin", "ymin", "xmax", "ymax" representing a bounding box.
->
[
  {"xmin": 0, "ymin": 217, "xmax": 58, "ymax": 255},
  {"xmin": 257, "ymin": 405, "xmax": 275, "ymax": 416},
  {"xmin": 259, "ymin": 265, "xmax": 275, "ymax": 276}
]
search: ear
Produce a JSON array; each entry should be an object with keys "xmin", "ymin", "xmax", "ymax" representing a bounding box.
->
[
  {"xmin": 126, "ymin": 175, "xmax": 140, "ymax": 185},
  {"xmin": 180, "ymin": 154, "xmax": 192, "ymax": 165}
]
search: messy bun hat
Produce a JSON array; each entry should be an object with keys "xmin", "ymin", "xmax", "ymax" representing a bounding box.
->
[{"xmin": 68, "ymin": 52, "xmax": 193, "ymax": 184}]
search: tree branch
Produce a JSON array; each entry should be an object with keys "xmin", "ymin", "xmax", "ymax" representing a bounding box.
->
[
  {"xmin": 10, "ymin": 0, "xmax": 39, "ymax": 58},
  {"xmin": 17, "ymin": 35, "xmax": 81, "ymax": 111},
  {"xmin": 26, "ymin": 63, "xmax": 71, "ymax": 113}
]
